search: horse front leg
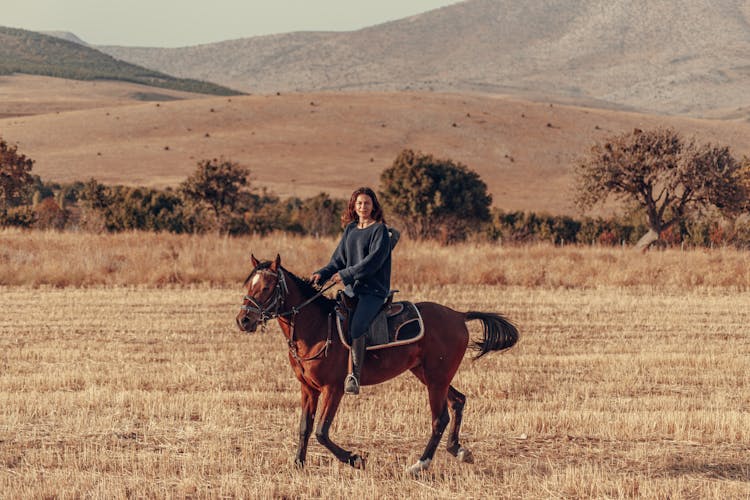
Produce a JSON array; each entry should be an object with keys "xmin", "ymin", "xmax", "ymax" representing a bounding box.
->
[
  {"xmin": 295, "ymin": 384, "xmax": 320, "ymax": 468},
  {"xmin": 314, "ymin": 385, "xmax": 365, "ymax": 469}
]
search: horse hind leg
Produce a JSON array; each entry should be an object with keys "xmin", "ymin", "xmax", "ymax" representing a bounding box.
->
[
  {"xmin": 446, "ymin": 385, "xmax": 474, "ymax": 463},
  {"xmin": 407, "ymin": 384, "xmax": 450, "ymax": 476}
]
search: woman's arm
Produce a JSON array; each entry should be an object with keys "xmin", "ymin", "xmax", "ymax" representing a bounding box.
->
[{"xmin": 313, "ymin": 225, "xmax": 350, "ymax": 283}]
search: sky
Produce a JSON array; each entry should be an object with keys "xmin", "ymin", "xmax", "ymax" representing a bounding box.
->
[{"xmin": 1, "ymin": 0, "xmax": 463, "ymax": 47}]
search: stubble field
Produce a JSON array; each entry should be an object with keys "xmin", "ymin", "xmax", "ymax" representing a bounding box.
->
[{"xmin": 0, "ymin": 232, "xmax": 748, "ymax": 498}]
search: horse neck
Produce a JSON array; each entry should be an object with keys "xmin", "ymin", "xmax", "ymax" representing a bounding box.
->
[{"xmin": 277, "ymin": 270, "xmax": 330, "ymax": 343}]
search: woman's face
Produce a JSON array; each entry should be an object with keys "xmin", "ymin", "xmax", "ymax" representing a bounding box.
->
[{"xmin": 355, "ymin": 194, "xmax": 374, "ymax": 221}]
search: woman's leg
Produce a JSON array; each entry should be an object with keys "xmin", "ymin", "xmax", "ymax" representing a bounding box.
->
[
  {"xmin": 345, "ymin": 294, "xmax": 383, "ymax": 394},
  {"xmin": 349, "ymin": 294, "xmax": 384, "ymax": 340}
]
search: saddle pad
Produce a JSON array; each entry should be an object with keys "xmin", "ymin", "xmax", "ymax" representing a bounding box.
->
[{"xmin": 336, "ymin": 301, "xmax": 425, "ymax": 351}]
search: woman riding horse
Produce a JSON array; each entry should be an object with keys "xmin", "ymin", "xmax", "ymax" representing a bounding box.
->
[
  {"xmin": 311, "ymin": 187, "xmax": 391, "ymax": 396},
  {"xmin": 236, "ymin": 254, "xmax": 519, "ymax": 474}
]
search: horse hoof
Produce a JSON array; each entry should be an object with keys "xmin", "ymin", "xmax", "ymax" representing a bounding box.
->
[
  {"xmin": 294, "ymin": 459, "xmax": 305, "ymax": 469},
  {"xmin": 456, "ymin": 447, "xmax": 474, "ymax": 464},
  {"xmin": 349, "ymin": 453, "xmax": 366, "ymax": 469},
  {"xmin": 406, "ymin": 458, "xmax": 432, "ymax": 476}
]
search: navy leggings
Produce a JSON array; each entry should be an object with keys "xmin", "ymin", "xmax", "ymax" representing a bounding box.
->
[{"xmin": 350, "ymin": 294, "xmax": 385, "ymax": 340}]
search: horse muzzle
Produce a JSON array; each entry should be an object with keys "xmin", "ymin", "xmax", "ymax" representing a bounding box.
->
[{"xmin": 236, "ymin": 314, "xmax": 259, "ymax": 333}]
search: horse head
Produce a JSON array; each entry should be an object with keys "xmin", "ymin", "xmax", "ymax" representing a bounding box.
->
[{"xmin": 236, "ymin": 253, "xmax": 285, "ymax": 332}]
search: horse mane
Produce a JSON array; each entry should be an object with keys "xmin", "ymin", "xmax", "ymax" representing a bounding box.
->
[
  {"xmin": 280, "ymin": 265, "xmax": 336, "ymax": 311},
  {"xmin": 244, "ymin": 260, "xmax": 335, "ymax": 311}
]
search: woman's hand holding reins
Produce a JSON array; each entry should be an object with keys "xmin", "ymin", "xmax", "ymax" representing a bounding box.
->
[{"xmin": 310, "ymin": 272, "xmax": 342, "ymax": 286}]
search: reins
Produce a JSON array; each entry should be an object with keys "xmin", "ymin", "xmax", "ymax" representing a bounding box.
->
[
  {"xmin": 280, "ymin": 281, "xmax": 337, "ymax": 319},
  {"xmin": 242, "ymin": 268, "xmax": 337, "ymax": 365},
  {"xmin": 285, "ymin": 311, "xmax": 334, "ymax": 364}
]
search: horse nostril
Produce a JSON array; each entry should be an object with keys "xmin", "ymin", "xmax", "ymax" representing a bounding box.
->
[{"xmin": 237, "ymin": 316, "xmax": 247, "ymax": 330}]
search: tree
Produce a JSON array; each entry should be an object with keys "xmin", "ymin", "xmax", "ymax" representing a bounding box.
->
[
  {"xmin": 179, "ymin": 158, "xmax": 251, "ymax": 232},
  {"xmin": 379, "ymin": 149, "xmax": 492, "ymax": 242},
  {"xmin": 740, "ymin": 156, "xmax": 750, "ymax": 211},
  {"xmin": 34, "ymin": 197, "xmax": 68, "ymax": 230},
  {"xmin": 77, "ymin": 178, "xmax": 112, "ymax": 232},
  {"xmin": 294, "ymin": 192, "xmax": 344, "ymax": 237},
  {"xmin": 78, "ymin": 178, "xmax": 111, "ymax": 211},
  {"xmin": 575, "ymin": 128, "xmax": 748, "ymax": 250},
  {"xmin": 237, "ymin": 188, "xmax": 285, "ymax": 236},
  {"xmin": 0, "ymin": 137, "xmax": 35, "ymax": 210},
  {"xmin": 103, "ymin": 186, "xmax": 186, "ymax": 233}
]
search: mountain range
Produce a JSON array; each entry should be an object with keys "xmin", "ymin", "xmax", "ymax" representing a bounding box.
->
[
  {"xmin": 92, "ymin": 0, "xmax": 750, "ymax": 117},
  {"xmin": 0, "ymin": 26, "xmax": 240, "ymax": 96}
]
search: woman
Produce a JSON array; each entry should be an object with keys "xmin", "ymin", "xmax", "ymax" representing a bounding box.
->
[{"xmin": 311, "ymin": 187, "xmax": 392, "ymax": 395}]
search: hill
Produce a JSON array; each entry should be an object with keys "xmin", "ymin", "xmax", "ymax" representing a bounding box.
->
[
  {"xmin": 96, "ymin": 0, "xmax": 750, "ymax": 117},
  {"xmin": 41, "ymin": 31, "xmax": 90, "ymax": 46},
  {"xmin": 2, "ymin": 76, "xmax": 749, "ymax": 214},
  {"xmin": 0, "ymin": 26, "xmax": 242, "ymax": 96},
  {"xmin": 0, "ymin": 74, "xmax": 230, "ymax": 119}
]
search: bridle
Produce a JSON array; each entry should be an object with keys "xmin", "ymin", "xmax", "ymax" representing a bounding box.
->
[
  {"xmin": 241, "ymin": 268, "xmax": 337, "ymax": 322},
  {"xmin": 240, "ymin": 268, "xmax": 290, "ymax": 324},
  {"xmin": 240, "ymin": 267, "xmax": 338, "ymax": 364}
]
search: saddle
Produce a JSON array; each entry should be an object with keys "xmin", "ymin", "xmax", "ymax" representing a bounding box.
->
[{"xmin": 335, "ymin": 291, "xmax": 424, "ymax": 351}]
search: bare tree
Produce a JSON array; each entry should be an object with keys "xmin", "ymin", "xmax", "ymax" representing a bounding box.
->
[{"xmin": 575, "ymin": 128, "xmax": 747, "ymax": 250}]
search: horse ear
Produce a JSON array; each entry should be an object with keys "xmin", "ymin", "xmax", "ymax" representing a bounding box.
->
[
  {"xmin": 271, "ymin": 254, "xmax": 281, "ymax": 271},
  {"xmin": 251, "ymin": 254, "xmax": 260, "ymax": 267}
]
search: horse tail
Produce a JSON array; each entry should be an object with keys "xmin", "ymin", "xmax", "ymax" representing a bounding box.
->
[{"xmin": 464, "ymin": 312, "xmax": 519, "ymax": 359}]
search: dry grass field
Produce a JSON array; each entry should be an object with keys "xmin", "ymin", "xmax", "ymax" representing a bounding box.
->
[
  {"xmin": 1, "ymin": 286, "xmax": 748, "ymax": 498},
  {"xmin": 2, "ymin": 230, "xmax": 750, "ymax": 289},
  {"xmin": 0, "ymin": 231, "xmax": 749, "ymax": 498}
]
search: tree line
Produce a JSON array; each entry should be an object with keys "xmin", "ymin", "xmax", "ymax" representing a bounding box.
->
[{"xmin": 1, "ymin": 128, "xmax": 749, "ymax": 248}]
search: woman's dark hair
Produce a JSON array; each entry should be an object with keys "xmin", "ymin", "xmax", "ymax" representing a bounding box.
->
[{"xmin": 341, "ymin": 187, "xmax": 386, "ymax": 227}]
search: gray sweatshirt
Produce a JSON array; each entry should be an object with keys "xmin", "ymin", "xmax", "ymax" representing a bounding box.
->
[{"xmin": 315, "ymin": 222, "xmax": 391, "ymax": 298}]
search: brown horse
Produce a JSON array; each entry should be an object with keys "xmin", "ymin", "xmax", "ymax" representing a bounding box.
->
[{"xmin": 235, "ymin": 254, "xmax": 518, "ymax": 474}]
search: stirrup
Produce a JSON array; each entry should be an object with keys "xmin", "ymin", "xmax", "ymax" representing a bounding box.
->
[{"xmin": 344, "ymin": 374, "xmax": 360, "ymax": 395}]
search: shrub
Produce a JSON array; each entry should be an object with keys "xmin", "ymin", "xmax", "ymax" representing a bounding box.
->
[
  {"xmin": 34, "ymin": 197, "xmax": 68, "ymax": 230},
  {"xmin": 380, "ymin": 149, "xmax": 491, "ymax": 243}
]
